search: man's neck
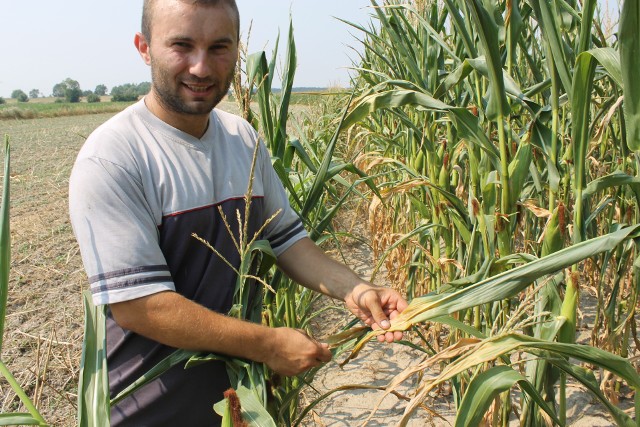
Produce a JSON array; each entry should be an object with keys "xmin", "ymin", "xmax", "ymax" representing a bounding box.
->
[{"xmin": 144, "ymin": 93, "xmax": 210, "ymax": 139}]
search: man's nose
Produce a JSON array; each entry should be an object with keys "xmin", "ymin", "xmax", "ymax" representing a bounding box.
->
[{"xmin": 189, "ymin": 50, "xmax": 211, "ymax": 78}]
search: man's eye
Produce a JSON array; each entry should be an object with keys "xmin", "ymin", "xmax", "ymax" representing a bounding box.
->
[{"xmin": 210, "ymin": 44, "xmax": 229, "ymax": 52}]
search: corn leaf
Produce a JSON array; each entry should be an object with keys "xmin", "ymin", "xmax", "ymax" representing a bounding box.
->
[
  {"xmin": 341, "ymin": 89, "xmax": 501, "ymax": 168},
  {"xmin": 464, "ymin": 0, "xmax": 510, "ymax": 120},
  {"xmin": 247, "ymin": 51, "xmax": 274, "ymax": 151},
  {"xmin": 110, "ymin": 348, "xmax": 198, "ymax": 407},
  {"xmin": 273, "ymin": 19, "xmax": 296, "ymax": 160},
  {"xmin": 0, "ymin": 414, "xmax": 44, "ymax": 426},
  {"xmin": 570, "ymin": 50, "xmax": 598, "ymax": 243},
  {"xmin": 508, "ymin": 140, "xmax": 532, "ymax": 207},
  {"xmin": 345, "ymin": 224, "xmax": 640, "ymax": 361},
  {"xmin": 548, "ymin": 359, "xmax": 635, "ymax": 426},
  {"xmin": 577, "ymin": 0, "xmax": 597, "ymax": 55},
  {"xmin": 454, "ymin": 365, "xmax": 562, "ymax": 427},
  {"xmin": 620, "ymin": 0, "xmax": 640, "ymax": 151},
  {"xmin": 399, "ymin": 333, "xmax": 640, "ymax": 425},
  {"xmin": 529, "ymin": 0, "xmax": 572, "ymax": 95},
  {"xmin": 78, "ymin": 290, "xmax": 110, "ymax": 427},
  {"xmin": 0, "ymin": 137, "xmax": 9, "ymax": 352}
]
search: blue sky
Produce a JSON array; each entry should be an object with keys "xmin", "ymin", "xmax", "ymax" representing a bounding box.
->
[{"xmin": 0, "ymin": 1, "xmax": 374, "ymax": 98}]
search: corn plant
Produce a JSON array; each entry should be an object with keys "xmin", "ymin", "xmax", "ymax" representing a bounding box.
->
[
  {"xmin": 229, "ymin": 19, "xmax": 382, "ymax": 425},
  {"xmin": 0, "ymin": 136, "xmax": 47, "ymax": 426},
  {"xmin": 77, "ymin": 17, "xmax": 380, "ymax": 426},
  {"xmin": 331, "ymin": 0, "xmax": 640, "ymax": 424}
]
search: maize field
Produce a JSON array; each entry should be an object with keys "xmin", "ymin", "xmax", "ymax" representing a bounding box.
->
[{"xmin": 2, "ymin": 0, "xmax": 640, "ymax": 425}]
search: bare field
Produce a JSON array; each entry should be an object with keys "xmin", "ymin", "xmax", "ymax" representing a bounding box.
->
[
  {"xmin": 0, "ymin": 102, "xmax": 239, "ymax": 424},
  {"xmin": 0, "ymin": 113, "xmax": 114, "ymax": 424}
]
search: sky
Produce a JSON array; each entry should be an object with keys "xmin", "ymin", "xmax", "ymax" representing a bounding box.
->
[{"xmin": 0, "ymin": 1, "xmax": 375, "ymax": 98}]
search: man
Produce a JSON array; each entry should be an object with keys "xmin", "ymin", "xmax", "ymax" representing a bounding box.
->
[{"xmin": 69, "ymin": 0, "xmax": 407, "ymax": 425}]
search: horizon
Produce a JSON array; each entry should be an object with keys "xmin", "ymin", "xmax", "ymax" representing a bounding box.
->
[
  {"xmin": 0, "ymin": 0, "xmax": 621, "ymax": 100},
  {"xmin": 0, "ymin": 1, "xmax": 373, "ymax": 99}
]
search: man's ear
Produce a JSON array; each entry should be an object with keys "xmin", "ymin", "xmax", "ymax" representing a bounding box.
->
[{"xmin": 134, "ymin": 32, "xmax": 152, "ymax": 65}]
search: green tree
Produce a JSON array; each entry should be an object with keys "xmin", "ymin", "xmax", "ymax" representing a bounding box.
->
[
  {"xmin": 0, "ymin": 97, "xmax": 5, "ymax": 105},
  {"xmin": 29, "ymin": 89, "xmax": 40, "ymax": 99},
  {"xmin": 52, "ymin": 78, "xmax": 81, "ymax": 99},
  {"xmin": 86, "ymin": 93, "xmax": 101, "ymax": 103},
  {"xmin": 63, "ymin": 78, "xmax": 80, "ymax": 90},
  {"xmin": 11, "ymin": 90, "xmax": 28, "ymax": 103},
  {"xmin": 52, "ymin": 83, "xmax": 66, "ymax": 98},
  {"xmin": 94, "ymin": 84, "xmax": 107, "ymax": 96},
  {"xmin": 136, "ymin": 82, "xmax": 151, "ymax": 95},
  {"xmin": 110, "ymin": 84, "xmax": 139, "ymax": 102},
  {"xmin": 65, "ymin": 87, "xmax": 82, "ymax": 103}
]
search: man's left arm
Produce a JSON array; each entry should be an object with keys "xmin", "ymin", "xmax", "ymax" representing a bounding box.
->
[{"xmin": 276, "ymin": 237, "xmax": 408, "ymax": 343}]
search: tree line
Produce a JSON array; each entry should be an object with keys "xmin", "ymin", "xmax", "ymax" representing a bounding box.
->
[{"xmin": 0, "ymin": 78, "xmax": 151, "ymax": 104}]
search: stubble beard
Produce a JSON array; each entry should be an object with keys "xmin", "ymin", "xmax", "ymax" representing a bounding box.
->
[{"xmin": 150, "ymin": 59, "xmax": 236, "ymax": 116}]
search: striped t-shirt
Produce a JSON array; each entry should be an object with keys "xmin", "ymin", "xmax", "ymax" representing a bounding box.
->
[{"xmin": 69, "ymin": 99, "xmax": 307, "ymax": 426}]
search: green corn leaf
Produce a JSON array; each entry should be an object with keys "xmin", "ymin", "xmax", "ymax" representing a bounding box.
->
[
  {"xmin": 77, "ymin": 290, "xmax": 109, "ymax": 427},
  {"xmin": 577, "ymin": 0, "xmax": 597, "ymax": 55},
  {"xmin": 0, "ymin": 137, "xmax": 9, "ymax": 353},
  {"xmin": 530, "ymin": 119, "xmax": 561, "ymax": 193},
  {"xmin": 300, "ymin": 93, "xmax": 355, "ymax": 219},
  {"xmin": 587, "ymin": 47, "xmax": 622, "ymax": 87},
  {"xmin": 530, "ymin": 0, "xmax": 572, "ymax": 95},
  {"xmin": 582, "ymin": 170, "xmax": 640, "ymax": 218},
  {"xmin": 0, "ymin": 360, "xmax": 47, "ymax": 426},
  {"xmin": 443, "ymin": 0, "xmax": 477, "ymax": 58},
  {"xmin": 247, "ymin": 51, "xmax": 275, "ymax": 151},
  {"xmin": 507, "ymin": 140, "xmax": 532, "ymax": 207},
  {"xmin": 464, "ymin": 0, "xmax": 510, "ymax": 120},
  {"xmin": 571, "ymin": 50, "xmax": 598, "ymax": 243},
  {"xmin": 620, "ymin": 0, "xmax": 640, "ymax": 151},
  {"xmin": 110, "ymin": 348, "xmax": 197, "ymax": 407},
  {"xmin": 0, "ymin": 414, "xmax": 45, "ymax": 426},
  {"xmin": 548, "ymin": 359, "xmax": 636, "ymax": 427},
  {"xmin": 274, "ymin": 19, "xmax": 297, "ymax": 160},
  {"xmin": 454, "ymin": 365, "xmax": 562, "ymax": 427}
]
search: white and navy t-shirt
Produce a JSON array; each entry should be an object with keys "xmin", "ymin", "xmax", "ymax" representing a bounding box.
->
[{"xmin": 69, "ymin": 99, "xmax": 307, "ymax": 426}]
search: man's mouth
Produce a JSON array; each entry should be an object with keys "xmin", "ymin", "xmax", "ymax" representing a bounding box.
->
[{"xmin": 184, "ymin": 83, "xmax": 213, "ymax": 94}]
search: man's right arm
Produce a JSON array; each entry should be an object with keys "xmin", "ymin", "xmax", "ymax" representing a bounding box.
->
[{"xmin": 109, "ymin": 290, "xmax": 332, "ymax": 376}]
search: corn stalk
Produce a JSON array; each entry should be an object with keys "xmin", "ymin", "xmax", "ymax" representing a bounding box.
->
[{"xmin": 337, "ymin": 0, "xmax": 639, "ymax": 424}]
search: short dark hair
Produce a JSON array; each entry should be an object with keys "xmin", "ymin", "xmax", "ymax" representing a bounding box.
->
[{"xmin": 141, "ymin": 0, "xmax": 240, "ymax": 43}]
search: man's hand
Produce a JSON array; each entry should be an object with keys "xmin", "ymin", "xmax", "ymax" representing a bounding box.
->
[
  {"xmin": 344, "ymin": 284, "xmax": 408, "ymax": 343},
  {"xmin": 111, "ymin": 291, "xmax": 332, "ymax": 377},
  {"xmin": 263, "ymin": 328, "xmax": 332, "ymax": 376},
  {"xmin": 277, "ymin": 238, "xmax": 409, "ymax": 343}
]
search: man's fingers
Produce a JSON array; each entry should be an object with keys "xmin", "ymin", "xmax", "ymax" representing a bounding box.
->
[
  {"xmin": 317, "ymin": 343, "xmax": 332, "ymax": 363},
  {"xmin": 367, "ymin": 295, "xmax": 391, "ymax": 330},
  {"xmin": 298, "ymin": 329, "xmax": 332, "ymax": 363}
]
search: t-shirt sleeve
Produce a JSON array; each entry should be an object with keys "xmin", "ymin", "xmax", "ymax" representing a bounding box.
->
[
  {"xmin": 257, "ymin": 140, "xmax": 307, "ymax": 256},
  {"xmin": 69, "ymin": 155, "xmax": 175, "ymax": 306}
]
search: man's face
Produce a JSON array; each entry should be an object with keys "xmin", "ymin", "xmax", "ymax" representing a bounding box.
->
[{"xmin": 144, "ymin": 0, "xmax": 238, "ymax": 116}]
